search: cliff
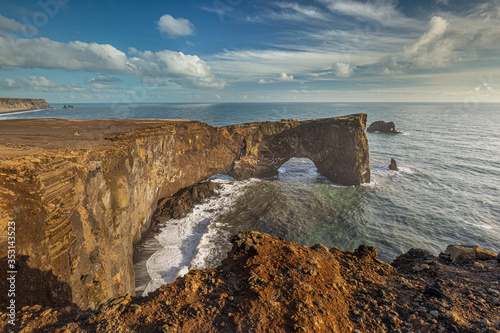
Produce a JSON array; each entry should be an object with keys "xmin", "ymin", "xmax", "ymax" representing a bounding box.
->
[
  {"xmin": 0, "ymin": 97, "xmax": 52, "ymax": 113},
  {"xmin": 0, "ymin": 115, "xmax": 370, "ymax": 310},
  {"xmin": 1, "ymin": 232, "xmax": 498, "ymax": 332}
]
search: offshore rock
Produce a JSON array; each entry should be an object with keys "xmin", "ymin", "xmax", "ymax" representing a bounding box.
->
[
  {"xmin": 367, "ymin": 120, "xmax": 401, "ymax": 134},
  {"xmin": 0, "ymin": 115, "xmax": 369, "ymax": 310},
  {"xmin": 2, "ymin": 232, "xmax": 499, "ymax": 332},
  {"xmin": 389, "ymin": 158, "xmax": 399, "ymax": 171},
  {"xmin": 0, "ymin": 97, "xmax": 52, "ymax": 113}
]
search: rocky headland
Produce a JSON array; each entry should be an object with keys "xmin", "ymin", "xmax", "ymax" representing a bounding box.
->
[
  {"xmin": 0, "ymin": 98, "xmax": 52, "ymax": 113},
  {"xmin": 1, "ymin": 231, "xmax": 499, "ymax": 333},
  {"xmin": 0, "ymin": 115, "xmax": 370, "ymax": 311}
]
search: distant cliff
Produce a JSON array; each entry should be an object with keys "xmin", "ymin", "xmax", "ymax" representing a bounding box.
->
[
  {"xmin": 0, "ymin": 97, "xmax": 52, "ymax": 113},
  {"xmin": 0, "ymin": 115, "xmax": 369, "ymax": 310}
]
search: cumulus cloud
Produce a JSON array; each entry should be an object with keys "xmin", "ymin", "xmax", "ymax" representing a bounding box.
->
[
  {"xmin": 334, "ymin": 62, "xmax": 354, "ymax": 77},
  {"xmin": 1, "ymin": 76, "xmax": 85, "ymax": 92},
  {"xmin": 0, "ymin": 13, "xmax": 26, "ymax": 32},
  {"xmin": 258, "ymin": 72, "xmax": 294, "ymax": 84},
  {"xmin": 0, "ymin": 36, "xmax": 225, "ymax": 89},
  {"xmin": 128, "ymin": 48, "xmax": 225, "ymax": 89},
  {"xmin": 157, "ymin": 14, "xmax": 195, "ymax": 37}
]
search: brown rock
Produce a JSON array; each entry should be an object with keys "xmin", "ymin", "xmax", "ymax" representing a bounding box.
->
[
  {"xmin": 445, "ymin": 245, "xmax": 476, "ymax": 264},
  {"xmin": 0, "ymin": 115, "xmax": 370, "ymax": 310},
  {"xmin": 367, "ymin": 121, "xmax": 401, "ymax": 134},
  {"xmin": 472, "ymin": 246, "xmax": 497, "ymax": 261}
]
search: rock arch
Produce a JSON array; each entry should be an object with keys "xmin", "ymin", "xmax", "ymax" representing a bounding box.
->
[{"xmin": 226, "ymin": 114, "xmax": 370, "ymax": 185}]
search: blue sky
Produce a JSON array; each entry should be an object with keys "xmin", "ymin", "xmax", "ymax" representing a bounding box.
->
[{"xmin": 0, "ymin": 0, "xmax": 499, "ymax": 103}]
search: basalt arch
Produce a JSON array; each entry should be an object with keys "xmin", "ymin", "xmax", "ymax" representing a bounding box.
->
[
  {"xmin": 0, "ymin": 114, "xmax": 370, "ymax": 310},
  {"xmin": 226, "ymin": 115, "xmax": 370, "ymax": 185}
]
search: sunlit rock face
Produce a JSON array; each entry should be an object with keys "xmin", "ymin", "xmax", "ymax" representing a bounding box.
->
[{"xmin": 0, "ymin": 114, "xmax": 369, "ymax": 310}]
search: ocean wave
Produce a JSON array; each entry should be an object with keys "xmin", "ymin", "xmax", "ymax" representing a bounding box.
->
[
  {"xmin": 142, "ymin": 177, "xmax": 255, "ymax": 296},
  {"xmin": 372, "ymin": 166, "xmax": 415, "ymax": 175},
  {"xmin": 0, "ymin": 108, "xmax": 50, "ymax": 118}
]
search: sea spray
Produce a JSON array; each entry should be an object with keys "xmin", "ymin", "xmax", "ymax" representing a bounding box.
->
[{"xmin": 141, "ymin": 177, "xmax": 257, "ymax": 296}]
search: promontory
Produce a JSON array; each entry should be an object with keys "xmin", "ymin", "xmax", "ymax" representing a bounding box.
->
[
  {"xmin": 0, "ymin": 115, "xmax": 370, "ymax": 310},
  {"xmin": 0, "ymin": 97, "xmax": 52, "ymax": 113}
]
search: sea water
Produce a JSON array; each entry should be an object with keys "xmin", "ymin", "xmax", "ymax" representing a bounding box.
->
[{"xmin": 3, "ymin": 102, "xmax": 499, "ymax": 295}]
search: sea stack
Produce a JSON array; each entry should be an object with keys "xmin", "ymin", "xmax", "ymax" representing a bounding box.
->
[
  {"xmin": 389, "ymin": 158, "xmax": 399, "ymax": 171},
  {"xmin": 367, "ymin": 121, "xmax": 401, "ymax": 134}
]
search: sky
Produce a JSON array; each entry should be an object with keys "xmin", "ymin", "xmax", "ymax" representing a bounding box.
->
[{"xmin": 0, "ymin": 0, "xmax": 499, "ymax": 103}]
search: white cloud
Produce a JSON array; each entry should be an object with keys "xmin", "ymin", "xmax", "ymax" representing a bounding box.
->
[
  {"xmin": 318, "ymin": 0, "xmax": 400, "ymax": 25},
  {"xmin": 128, "ymin": 48, "xmax": 225, "ymax": 89},
  {"xmin": 400, "ymin": 16, "xmax": 454, "ymax": 68},
  {"xmin": 435, "ymin": 0, "xmax": 449, "ymax": 5},
  {"xmin": 85, "ymin": 74, "xmax": 122, "ymax": 86},
  {"xmin": 1, "ymin": 76, "xmax": 84, "ymax": 92},
  {"xmin": 275, "ymin": 2, "xmax": 329, "ymax": 20},
  {"xmin": 157, "ymin": 14, "xmax": 195, "ymax": 37},
  {"xmin": 247, "ymin": 2, "xmax": 329, "ymax": 22},
  {"xmin": 0, "ymin": 13, "xmax": 26, "ymax": 32},
  {"xmin": 0, "ymin": 36, "xmax": 225, "ymax": 89},
  {"xmin": 334, "ymin": 62, "xmax": 354, "ymax": 77},
  {"xmin": 258, "ymin": 72, "xmax": 294, "ymax": 84}
]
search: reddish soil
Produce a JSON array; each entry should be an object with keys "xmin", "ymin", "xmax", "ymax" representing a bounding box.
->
[{"xmin": 1, "ymin": 231, "xmax": 499, "ymax": 333}]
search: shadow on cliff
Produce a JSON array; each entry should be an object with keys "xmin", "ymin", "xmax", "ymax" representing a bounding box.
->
[{"xmin": 0, "ymin": 255, "xmax": 75, "ymax": 311}]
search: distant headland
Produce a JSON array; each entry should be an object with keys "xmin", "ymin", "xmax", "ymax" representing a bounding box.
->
[{"xmin": 0, "ymin": 97, "xmax": 52, "ymax": 113}]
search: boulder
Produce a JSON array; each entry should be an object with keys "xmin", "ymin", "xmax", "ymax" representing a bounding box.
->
[
  {"xmin": 444, "ymin": 245, "xmax": 497, "ymax": 264},
  {"xmin": 445, "ymin": 245, "xmax": 476, "ymax": 264},
  {"xmin": 367, "ymin": 121, "xmax": 401, "ymax": 134},
  {"xmin": 389, "ymin": 158, "xmax": 399, "ymax": 171},
  {"xmin": 472, "ymin": 246, "xmax": 497, "ymax": 261}
]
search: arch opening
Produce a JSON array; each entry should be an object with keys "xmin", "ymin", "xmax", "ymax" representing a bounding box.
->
[{"xmin": 276, "ymin": 157, "xmax": 330, "ymax": 183}]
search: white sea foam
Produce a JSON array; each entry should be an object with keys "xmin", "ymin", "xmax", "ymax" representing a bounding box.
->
[
  {"xmin": 141, "ymin": 177, "xmax": 256, "ymax": 296},
  {"xmin": 372, "ymin": 166, "xmax": 414, "ymax": 175},
  {"xmin": 364, "ymin": 165, "xmax": 415, "ymax": 188},
  {"xmin": 0, "ymin": 108, "xmax": 49, "ymax": 118},
  {"xmin": 464, "ymin": 220, "xmax": 493, "ymax": 230}
]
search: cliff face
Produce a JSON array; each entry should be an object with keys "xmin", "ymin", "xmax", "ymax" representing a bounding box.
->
[
  {"xmin": 0, "ymin": 97, "xmax": 52, "ymax": 113},
  {"xmin": 0, "ymin": 115, "xmax": 369, "ymax": 310}
]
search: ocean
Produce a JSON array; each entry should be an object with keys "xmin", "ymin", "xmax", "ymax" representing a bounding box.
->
[{"xmin": 2, "ymin": 102, "xmax": 499, "ymax": 296}]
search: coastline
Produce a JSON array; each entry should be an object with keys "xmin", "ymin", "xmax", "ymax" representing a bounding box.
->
[
  {"xmin": 0, "ymin": 97, "xmax": 52, "ymax": 114},
  {"xmin": 0, "ymin": 115, "xmax": 369, "ymax": 310}
]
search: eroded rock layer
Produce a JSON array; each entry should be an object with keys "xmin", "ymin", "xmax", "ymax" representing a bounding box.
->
[
  {"xmin": 0, "ymin": 115, "xmax": 369, "ymax": 310},
  {"xmin": 0, "ymin": 97, "xmax": 52, "ymax": 113}
]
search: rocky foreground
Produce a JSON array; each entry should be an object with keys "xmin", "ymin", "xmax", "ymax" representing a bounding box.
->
[{"xmin": 2, "ymin": 231, "xmax": 499, "ymax": 333}]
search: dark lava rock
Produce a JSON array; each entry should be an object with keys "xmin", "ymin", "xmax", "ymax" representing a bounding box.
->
[
  {"xmin": 424, "ymin": 282, "xmax": 446, "ymax": 298},
  {"xmin": 389, "ymin": 158, "xmax": 399, "ymax": 171},
  {"xmin": 151, "ymin": 180, "xmax": 221, "ymax": 228},
  {"xmin": 354, "ymin": 245, "xmax": 378, "ymax": 260},
  {"xmin": 367, "ymin": 121, "xmax": 401, "ymax": 134}
]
